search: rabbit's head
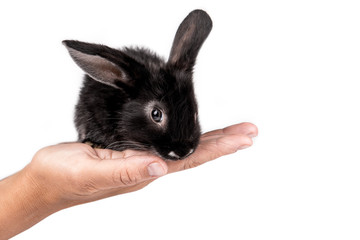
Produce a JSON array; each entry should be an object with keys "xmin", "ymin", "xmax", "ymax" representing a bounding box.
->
[{"xmin": 63, "ymin": 10, "xmax": 212, "ymax": 160}]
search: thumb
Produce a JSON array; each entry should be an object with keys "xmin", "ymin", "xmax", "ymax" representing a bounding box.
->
[{"xmin": 90, "ymin": 155, "xmax": 168, "ymax": 189}]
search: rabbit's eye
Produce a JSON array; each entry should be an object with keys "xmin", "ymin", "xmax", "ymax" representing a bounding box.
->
[{"xmin": 151, "ymin": 108, "xmax": 163, "ymax": 123}]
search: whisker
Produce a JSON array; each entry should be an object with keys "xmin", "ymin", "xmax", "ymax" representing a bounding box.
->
[{"xmin": 105, "ymin": 140, "xmax": 151, "ymax": 151}]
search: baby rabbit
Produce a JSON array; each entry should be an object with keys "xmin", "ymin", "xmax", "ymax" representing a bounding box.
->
[{"xmin": 63, "ymin": 9, "xmax": 212, "ymax": 160}]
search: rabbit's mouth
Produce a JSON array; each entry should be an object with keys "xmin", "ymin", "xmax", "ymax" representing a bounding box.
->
[
  {"xmin": 152, "ymin": 147, "xmax": 195, "ymax": 161},
  {"xmin": 167, "ymin": 149, "xmax": 194, "ymax": 160}
]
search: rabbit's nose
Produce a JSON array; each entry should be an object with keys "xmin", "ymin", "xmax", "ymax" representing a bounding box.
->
[{"xmin": 168, "ymin": 148, "xmax": 194, "ymax": 160}]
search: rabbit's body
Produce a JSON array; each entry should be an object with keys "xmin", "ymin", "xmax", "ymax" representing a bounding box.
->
[{"xmin": 64, "ymin": 10, "xmax": 212, "ymax": 160}]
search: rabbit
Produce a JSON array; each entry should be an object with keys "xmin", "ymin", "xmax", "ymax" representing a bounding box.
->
[{"xmin": 63, "ymin": 9, "xmax": 212, "ymax": 160}]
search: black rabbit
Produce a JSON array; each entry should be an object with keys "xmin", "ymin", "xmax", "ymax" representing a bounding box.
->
[{"xmin": 63, "ymin": 9, "xmax": 212, "ymax": 160}]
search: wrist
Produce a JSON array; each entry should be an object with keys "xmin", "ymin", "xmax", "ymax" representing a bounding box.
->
[
  {"xmin": 24, "ymin": 162, "xmax": 72, "ymax": 212},
  {"xmin": 22, "ymin": 165, "xmax": 62, "ymax": 212},
  {"xmin": 0, "ymin": 165, "xmax": 64, "ymax": 239}
]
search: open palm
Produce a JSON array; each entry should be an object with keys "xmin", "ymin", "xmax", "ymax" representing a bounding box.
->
[{"xmin": 28, "ymin": 122, "xmax": 258, "ymax": 206}]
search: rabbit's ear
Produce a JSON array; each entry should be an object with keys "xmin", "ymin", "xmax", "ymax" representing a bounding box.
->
[
  {"xmin": 63, "ymin": 40, "xmax": 143, "ymax": 89},
  {"xmin": 168, "ymin": 10, "xmax": 212, "ymax": 71}
]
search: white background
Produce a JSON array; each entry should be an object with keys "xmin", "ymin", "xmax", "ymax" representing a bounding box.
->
[{"xmin": 1, "ymin": 0, "xmax": 359, "ymax": 239}]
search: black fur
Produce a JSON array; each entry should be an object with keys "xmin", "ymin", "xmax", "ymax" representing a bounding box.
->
[{"xmin": 63, "ymin": 9, "xmax": 212, "ymax": 160}]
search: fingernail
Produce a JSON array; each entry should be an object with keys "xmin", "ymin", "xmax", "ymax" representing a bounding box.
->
[
  {"xmin": 238, "ymin": 145, "xmax": 250, "ymax": 150},
  {"xmin": 147, "ymin": 162, "xmax": 166, "ymax": 177}
]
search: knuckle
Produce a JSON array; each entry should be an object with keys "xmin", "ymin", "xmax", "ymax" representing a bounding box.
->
[
  {"xmin": 78, "ymin": 180, "xmax": 98, "ymax": 195},
  {"xmin": 112, "ymin": 168, "xmax": 141, "ymax": 186},
  {"xmin": 183, "ymin": 157, "xmax": 202, "ymax": 170},
  {"xmin": 69, "ymin": 171, "xmax": 99, "ymax": 196}
]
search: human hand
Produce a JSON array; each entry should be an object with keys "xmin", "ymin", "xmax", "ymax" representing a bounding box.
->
[
  {"xmin": 167, "ymin": 122, "xmax": 257, "ymax": 173},
  {"xmin": 26, "ymin": 122, "xmax": 258, "ymax": 208},
  {"xmin": 0, "ymin": 122, "xmax": 257, "ymax": 239}
]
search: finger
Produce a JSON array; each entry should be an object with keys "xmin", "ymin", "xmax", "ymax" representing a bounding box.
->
[
  {"xmin": 223, "ymin": 122, "xmax": 258, "ymax": 137},
  {"xmin": 93, "ymin": 148, "xmax": 151, "ymax": 160},
  {"xmin": 194, "ymin": 134, "xmax": 253, "ymax": 164},
  {"xmin": 93, "ymin": 148, "xmax": 125, "ymax": 159},
  {"xmin": 122, "ymin": 150, "xmax": 151, "ymax": 158},
  {"xmin": 88, "ymin": 155, "xmax": 168, "ymax": 190},
  {"xmin": 201, "ymin": 122, "xmax": 258, "ymax": 138},
  {"xmin": 167, "ymin": 134, "xmax": 253, "ymax": 173}
]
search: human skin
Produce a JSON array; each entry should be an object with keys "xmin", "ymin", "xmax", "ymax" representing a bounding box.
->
[{"xmin": 0, "ymin": 122, "xmax": 257, "ymax": 239}]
